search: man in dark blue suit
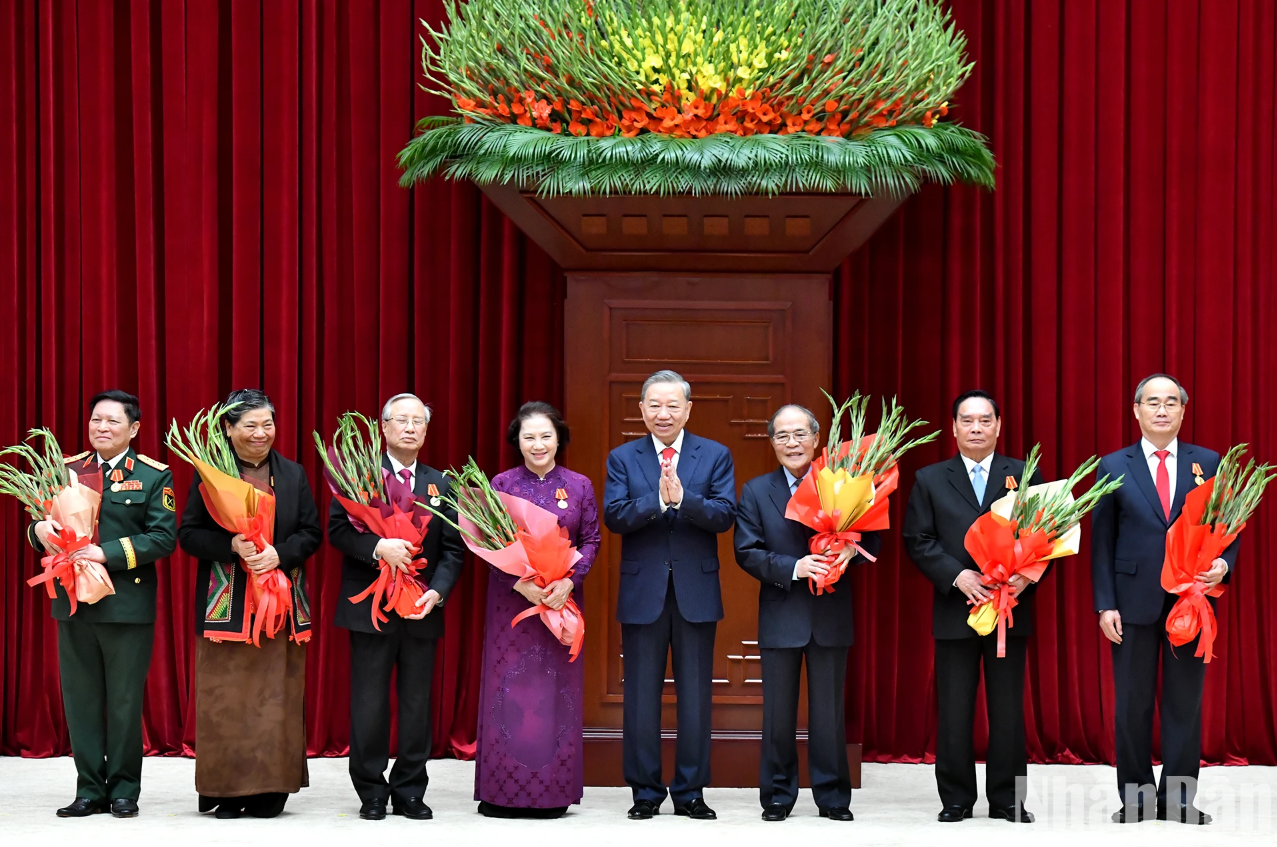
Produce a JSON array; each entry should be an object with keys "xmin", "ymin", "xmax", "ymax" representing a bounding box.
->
[
  {"xmin": 1092, "ymin": 374, "xmax": 1238, "ymax": 825},
  {"xmin": 604, "ymin": 369, "xmax": 736, "ymax": 821},
  {"xmin": 734, "ymin": 404, "xmax": 881, "ymax": 823}
]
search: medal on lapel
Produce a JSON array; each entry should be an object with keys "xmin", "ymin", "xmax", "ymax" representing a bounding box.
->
[
  {"xmin": 110, "ymin": 468, "xmax": 124, "ymax": 491},
  {"xmin": 1192, "ymin": 462, "xmax": 1204, "ymax": 485},
  {"xmin": 555, "ymin": 487, "xmax": 569, "ymax": 510},
  {"xmin": 428, "ymin": 483, "xmax": 441, "ymax": 507},
  {"xmin": 1005, "ymin": 476, "xmax": 1018, "ymax": 491}
]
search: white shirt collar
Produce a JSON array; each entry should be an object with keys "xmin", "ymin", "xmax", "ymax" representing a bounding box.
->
[
  {"xmin": 1142, "ymin": 437, "xmax": 1178, "ymax": 459},
  {"xmin": 97, "ymin": 451, "xmax": 128, "ymax": 470},
  {"xmin": 651, "ymin": 429, "xmax": 685, "ymax": 456},
  {"xmin": 959, "ymin": 452, "xmax": 994, "ymax": 475},
  {"xmin": 387, "ymin": 454, "xmax": 418, "ymax": 479},
  {"xmin": 782, "ymin": 465, "xmax": 810, "ymax": 491}
]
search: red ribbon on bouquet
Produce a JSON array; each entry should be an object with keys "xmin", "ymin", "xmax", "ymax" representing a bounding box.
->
[
  {"xmin": 28, "ymin": 527, "xmax": 91, "ymax": 615},
  {"xmin": 1161, "ymin": 479, "xmax": 1235, "ymax": 663},
  {"xmin": 963, "ymin": 512, "xmax": 1053, "ymax": 657},
  {"xmin": 236, "ymin": 513, "xmax": 292, "ymax": 647}
]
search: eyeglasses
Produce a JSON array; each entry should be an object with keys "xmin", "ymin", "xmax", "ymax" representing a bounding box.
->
[
  {"xmin": 1140, "ymin": 400, "xmax": 1181, "ymax": 412},
  {"xmin": 771, "ymin": 430, "xmax": 813, "ymax": 444},
  {"xmin": 390, "ymin": 416, "xmax": 427, "ymax": 428}
]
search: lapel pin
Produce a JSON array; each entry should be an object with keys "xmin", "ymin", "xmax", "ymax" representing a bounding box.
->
[{"xmin": 555, "ymin": 487, "xmax": 569, "ymax": 509}]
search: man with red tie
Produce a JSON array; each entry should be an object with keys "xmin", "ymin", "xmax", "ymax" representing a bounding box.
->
[{"xmin": 1091, "ymin": 374, "xmax": 1239, "ymax": 825}]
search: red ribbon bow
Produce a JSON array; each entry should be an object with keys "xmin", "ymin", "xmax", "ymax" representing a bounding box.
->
[{"xmin": 28, "ymin": 527, "xmax": 91, "ymax": 615}]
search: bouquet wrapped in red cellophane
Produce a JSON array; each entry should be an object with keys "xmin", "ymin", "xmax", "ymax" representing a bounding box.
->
[
  {"xmin": 1, "ymin": 428, "xmax": 112, "ymax": 613},
  {"xmin": 167, "ymin": 404, "xmax": 292, "ymax": 646},
  {"xmin": 1161, "ymin": 444, "xmax": 1272, "ymax": 662},
  {"xmin": 315, "ymin": 412, "xmax": 432, "ymax": 630},
  {"xmin": 429, "ymin": 458, "xmax": 584, "ymax": 661},
  {"xmin": 785, "ymin": 390, "xmax": 939, "ymax": 594},
  {"xmin": 964, "ymin": 445, "xmax": 1123, "ymax": 656}
]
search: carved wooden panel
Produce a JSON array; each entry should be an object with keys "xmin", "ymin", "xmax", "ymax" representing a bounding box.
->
[{"xmin": 566, "ymin": 273, "xmax": 831, "ymax": 736}]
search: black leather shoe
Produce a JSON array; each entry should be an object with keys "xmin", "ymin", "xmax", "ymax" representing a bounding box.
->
[
  {"xmin": 1111, "ymin": 804, "xmax": 1148, "ymax": 823},
  {"xmin": 214, "ymin": 800, "xmax": 245, "ymax": 820},
  {"xmin": 762, "ymin": 803, "xmax": 790, "ymax": 821},
  {"xmin": 938, "ymin": 805, "xmax": 973, "ymax": 822},
  {"xmin": 989, "ymin": 804, "xmax": 1033, "ymax": 823},
  {"xmin": 819, "ymin": 806, "xmax": 854, "ymax": 821},
  {"xmin": 627, "ymin": 799, "xmax": 660, "ymax": 820},
  {"xmin": 673, "ymin": 798, "xmax": 717, "ymax": 820},
  {"xmin": 110, "ymin": 799, "xmax": 139, "ymax": 818},
  {"xmin": 1158, "ymin": 803, "xmax": 1211, "ymax": 825},
  {"xmin": 360, "ymin": 798, "xmax": 387, "ymax": 820},
  {"xmin": 56, "ymin": 798, "xmax": 107, "ymax": 818},
  {"xmin": 392, "ymin": 796, "xmax": 433, "ymax": 820}
]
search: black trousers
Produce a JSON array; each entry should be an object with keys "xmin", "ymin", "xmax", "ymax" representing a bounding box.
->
[
  {"xmin": 348, "ymin": 628, "xmax": 437, "ymax": 802},
  {"xmin": 620, "ymin": 577, "xmax": 716, "ymax": 805},
  {"xmin": 759, "ymin": 641, "xmax": 850, "ymax": 810},
  {"xmin": 933, "ymin": 635, "xmax": 1027, "ymax": 811},
  {"xmin": 1111, "ymin": 599, "xmax": 1208, "ymax": 810},
  {"xmin": 57, "ymin": 620, "xmax": 154, "ymax": 803}
]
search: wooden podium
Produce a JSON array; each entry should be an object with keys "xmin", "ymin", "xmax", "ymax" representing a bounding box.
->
[{"xmin": 480, "ymin": 184, "xmax": 905, "ymax": 788}]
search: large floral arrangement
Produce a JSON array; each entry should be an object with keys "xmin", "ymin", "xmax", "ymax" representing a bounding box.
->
[{"xmin": 398, "ymin": 0, "xmax": 995, "ymax": 196}]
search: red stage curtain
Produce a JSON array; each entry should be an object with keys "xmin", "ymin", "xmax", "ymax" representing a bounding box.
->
[{"xmin": 1, "ymin": 0, "xmax": 1274, "ymax": 768}]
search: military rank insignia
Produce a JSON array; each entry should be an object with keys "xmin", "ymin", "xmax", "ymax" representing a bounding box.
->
[{"xmin": 163, "ymin": 486, "xmax": 176, "ymax": 512}]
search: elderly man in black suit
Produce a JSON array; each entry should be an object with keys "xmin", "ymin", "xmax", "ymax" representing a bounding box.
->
[
  {"xmin": 734, "ymin": 404, "xmax": 881, "ymax": 822},
  {"xmin": 329, "ymin": 393, "xmax": 465, "ymax": 821},
  {"xmin": 902, "ymin": 390, "xmax": 1043, "ymax": 824}
]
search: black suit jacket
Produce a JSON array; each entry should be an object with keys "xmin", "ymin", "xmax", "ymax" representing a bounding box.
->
[
  {"xmin": 178, "ymin": 450, "xmax": 323, "ymax": 637},
  {"xmin": 734, "ymin": 467, "xmax": 882, "ymax": 649},
  {"xmin": 328, "ymin": 456, "xmax": 465, "ymax": 639},
  {"xmin": 1090, "ymin": 441, "xmax": 1239, "ymax": 624},
  {"xmin": 902, "ymin": 453, "xmax": 1045, "ymax": 640}
]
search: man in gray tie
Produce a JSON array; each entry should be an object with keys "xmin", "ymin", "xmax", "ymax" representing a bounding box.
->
[{"xmin": 902, "ymin": 391, "xmax": 1044, "ymax": 823}]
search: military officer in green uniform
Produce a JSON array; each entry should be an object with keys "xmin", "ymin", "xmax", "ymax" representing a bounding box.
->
[{"xmin": 30, "ymin": 389, "xmax": 177, "ymax": 818}]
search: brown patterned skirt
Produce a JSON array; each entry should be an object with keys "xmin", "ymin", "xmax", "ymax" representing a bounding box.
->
[{"xmin": 195, "ymin": 635, "xmax": 309, "ymax": 797}]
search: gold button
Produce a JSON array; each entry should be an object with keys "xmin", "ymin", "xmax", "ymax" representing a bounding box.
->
[
  {"xmin": 124, "ymin": 498, "xmax": 132, "ymax": 505},
  {"xmin": 134, "ymin": 578, "xmax": 141, "ymax": 584}
]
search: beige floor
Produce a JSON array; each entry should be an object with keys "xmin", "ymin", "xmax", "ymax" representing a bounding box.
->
[{"xmin": 0, "ymin": 756, "xmax": 1273, "ymax": 846}]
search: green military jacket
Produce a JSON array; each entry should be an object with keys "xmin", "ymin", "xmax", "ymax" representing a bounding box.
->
[{"xmin": 27, "ymin": 446, "xmax": 178, "ymax": 623}]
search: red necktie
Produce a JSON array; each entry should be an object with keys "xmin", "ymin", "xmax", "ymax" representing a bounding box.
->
[
  {"xmin": 661, "ymin": 447, "xmax": 675, "ymax": 464},
  {"xmin": 399, "ymin": 468, "xmax": 413, "ymax": 486},
  {"xmin": 1154, "ymin": 449, "xmax": 1171, "ymax": 519}
]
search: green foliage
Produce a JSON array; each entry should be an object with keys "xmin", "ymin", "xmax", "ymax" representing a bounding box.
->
[{"xmin": 398, "ymin": 118, "xmax": 994, "ymax": 196}]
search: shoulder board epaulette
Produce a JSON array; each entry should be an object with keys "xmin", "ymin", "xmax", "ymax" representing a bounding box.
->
[
  {"xmin": 137, "ymin": 454, "xmax": 169, "ymax": 471},
  {"xmin": 63, "ymin": 451, "xmax": 91, "ymax": 464}
]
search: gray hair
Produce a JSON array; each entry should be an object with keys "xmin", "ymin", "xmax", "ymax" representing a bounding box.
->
[
  {"xmin": 640, "ymin": 369, "xmax": 691, "ymax": 403},
  {"xmin": 1134, "ymin": 374, "xmax": 1189, "ymax": 405},
  {"xmin": 381, "ymin": 393, "xmax": 432, "ymax": 423},
  {"xmin": 767, "ymin": 404, "xmax": 821, "ymax": 439}
]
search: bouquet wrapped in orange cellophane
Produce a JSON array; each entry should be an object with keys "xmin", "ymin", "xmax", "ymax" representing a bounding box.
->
[
  {"xmin": 785, "ymin": 391, "xmax": 939, "ymax": 594},
  {"xmin": 315, "ymin": 412, "xmax": 432, "ymax": 630},
  {"xmin": 429, "ymin": 459, "xmax": 584, "ymax": 661},
  {"xmin": 964, "ymin": 445, "xmax": 1123, "ymax": 656},
  {"xmin": 167, "ymin": 404, "xmax": 292, "ymax": 646},
  {"xmin": 1, "ymin": 428, "xmax": 113, "ymax": 613},
  {"xmin": 1161, "ymin": 444, "xmax": 1272, "ymax": 662}
]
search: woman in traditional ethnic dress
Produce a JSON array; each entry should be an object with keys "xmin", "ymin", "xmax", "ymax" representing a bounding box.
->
[
  {"xmin": 177, "ymin": 389, "xmax": 322, "ymax": 819},
  {"xmin": 475, "ymin": 402, "xmax": 601, "ymax": 818}
]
